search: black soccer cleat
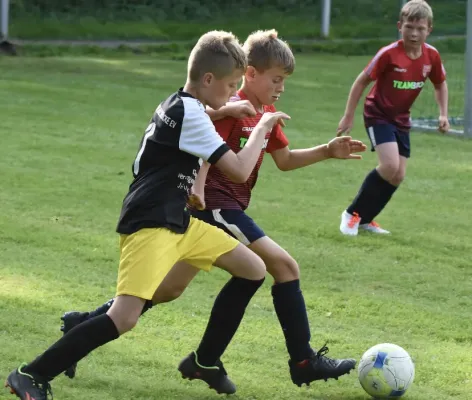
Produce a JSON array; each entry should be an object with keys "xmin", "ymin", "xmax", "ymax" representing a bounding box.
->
[
  {"xmin": 5, "ymin": 363, "xmax": 52, "ymax": 400},
  {"xmin": 178, "ymin": 351, "xmax": 236, "ymax": 395},
  {"xmin": 60, "ymin": 311, "xmax": 89, "ymax": 379},
  {"xmin": 289, "ymin": 344, "xmax": 357, "ymax": 387}
]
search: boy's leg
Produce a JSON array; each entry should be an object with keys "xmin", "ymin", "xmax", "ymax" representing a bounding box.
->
[
  {"xmin": 61, "ymin": 263, "xmax": 200, "ymax": 380},
  {"xmin": 187, "ymin": 209, "xmax": 265, "ymax": 367},
  {"xmin": 250, "ymin": 236, "xmax": 310, "ymax": 361},
  {"xmin": 62, "ymin": 261, "xmax": 198, "ymax": 349},
  {"xmin": 358, "ymin": 139, "xmax": 408, "ymax": 231},
  {"xmin": 60, "ymin": 303, "xmax": 152, "ymax": 380},
  {"xmin": 6, "ymin": 297, "xmax": 133, "ymax": 399},
  {"xmin": 60, "ymin": 211, "xmax": 217, "ymax": 347},
  {"xmin": 60, "ymin": 260, "xmax": 197, "ymax": 380},
  {"xmin": 77, "ymin": 260, "xmax": 199, "ymax": 316},
  {"xmin": 341, "ymin": 124, "xmax": 400, "ymax": 235},
  {"xmin": 152, "ymin": 261, "xmax": 201, "ymax": 303},
  {"xmin": 249, "ymin": 236, "xmax": 356, "ymax": 385},
  {"xmin": 6, "ymin": 228, "xmax": 179, "ymax": 398},
  {"xmin": 177, "ymin": 217, "xmax": 265, "ymax": 394}
]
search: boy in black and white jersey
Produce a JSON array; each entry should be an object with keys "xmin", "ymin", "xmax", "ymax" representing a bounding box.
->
[{"xmin": 5, "ymin": 30, "xmax": 289, "ymax": 399}]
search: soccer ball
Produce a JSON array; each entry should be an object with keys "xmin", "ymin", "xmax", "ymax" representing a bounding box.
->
[{"xmin": 358, "ymin": 343, "xmax": 415, "ymax": 399}]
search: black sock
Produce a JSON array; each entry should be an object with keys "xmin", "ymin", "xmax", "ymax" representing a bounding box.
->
[
  {"xmin": 362, "ymin": 179, "xmax": 398, "ymax": 224},
  {"xmin": 196, "ymin": 276, "xmax": 265, "ymax": 367},
  {"xmin": 85, "ymin": 298, "xmax": 153, "ymax": 321},
  {"xmin": 24, "ymin": 314, "xmax": 119, "ymax": 381},
  {"xmin": 347, "ymin": 169, "xmax": 394, "ymax": 223},
  {"xmin": 272, "ymin": 280, "xmax": 312, "ymax": 362}
]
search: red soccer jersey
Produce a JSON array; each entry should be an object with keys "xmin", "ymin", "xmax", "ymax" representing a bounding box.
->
[
  {"xmin": 205, "ymin": 90, "xmax": 289, "ymax": 210},
  {"xmin": 363, "ymin": 40, "xmax": 446, "ymax": 131}
]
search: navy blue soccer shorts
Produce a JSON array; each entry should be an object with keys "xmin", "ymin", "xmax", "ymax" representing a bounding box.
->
[
  {"xmin": 366, "ymin": 123, "xmax": 411, "ymax": 158},
  {"xmin": 191, "ymin": 208, "xmax": 265, "ymax": 246}
]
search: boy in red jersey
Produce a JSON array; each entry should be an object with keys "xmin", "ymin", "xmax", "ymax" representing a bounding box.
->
[
  {"xmin": 58, "ymin": 30, "xmax": 365, "ymax": 393},
  {"xmin": 176, "ymin": 29, "xmax": 364, "ymax": 389},
  {"xmin": 337, "ymin": 0, "xmax": 449, "ymax": 235}
]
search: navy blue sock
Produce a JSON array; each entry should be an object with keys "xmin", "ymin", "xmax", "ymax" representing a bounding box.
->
[
  {"xmin": 85, "ymin": 298, "xmax": 153, "ymax": 321},
  {"xmin": 272, "ymin": 280, "xmax": 312, "ymax": 362},
  {"xmin": 196, "ymin": 276, "xmax": 265, "ymax": 366},
  {"xmin": 347, "ymin": 169, "xmax": 395, "ymax": 223},
  {"xmin": 24, "ymin": 314, "xmax": 119, "ymax": 381}
]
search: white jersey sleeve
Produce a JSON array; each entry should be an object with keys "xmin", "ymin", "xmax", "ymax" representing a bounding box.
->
[{"xmin": 179, "ymin": 97, "xmax": 230, "ymax": 164}]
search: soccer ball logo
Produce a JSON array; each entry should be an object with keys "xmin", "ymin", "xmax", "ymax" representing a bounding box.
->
[{"xmin": 358, "ymin": 343, "xmax": 415, "ymax": 399}]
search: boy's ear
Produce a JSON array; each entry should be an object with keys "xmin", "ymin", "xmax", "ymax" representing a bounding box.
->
[
  {"xmin": 397, "ymin": 20, "xmax": 402, "ymax": 31},
  {"xmin": 246, "ymin": 66, "xmax": 257, "ymax": 81},
  {"xmin": 202, "ymin": 72, "xmax": 214, "ymax": 87}
]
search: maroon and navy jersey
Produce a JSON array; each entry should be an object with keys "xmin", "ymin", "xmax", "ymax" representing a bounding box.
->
[
  {"xmin": 205, "ymin": 90, "xmax": 289, "ymax": 210},
  {"xmin": 363, "ymin": 40, "xmax": 446, "ymax": 131}
]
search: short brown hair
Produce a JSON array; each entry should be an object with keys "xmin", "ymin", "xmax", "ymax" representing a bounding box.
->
[
  {"xmin": 400, "ymin": 0, "xmax": 433, "ymax": 26},
  {"xmin": 243, "ymin": 29, "xmax": 295, "ymax": 74},
  {"xmin": 187, "ymin": 30, "xmax": 247, "ymax": 83}
]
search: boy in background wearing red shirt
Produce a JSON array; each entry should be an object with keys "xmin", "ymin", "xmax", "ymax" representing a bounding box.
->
[{"xmin": 337, "ymin": 0, "xmax": 449, "ymax": 236}]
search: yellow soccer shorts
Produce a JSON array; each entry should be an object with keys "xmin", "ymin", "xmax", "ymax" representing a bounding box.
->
[{"xmin": 116, "ymin": 217, "xmax": 239, "ymax": 300}]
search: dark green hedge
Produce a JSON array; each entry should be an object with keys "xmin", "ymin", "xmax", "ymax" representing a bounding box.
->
[
  {"xmin": 12, "ymin": 0, "xmax": 466, "ymax": 22},
  {"xmin": 9, "ymin": 0, "xmax": 467, "ymax": 40}
]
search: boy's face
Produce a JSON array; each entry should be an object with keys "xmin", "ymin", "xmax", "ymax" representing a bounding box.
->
[
  {"xmin": 398, "ymin": 18, "xmax": 432, "ymax": 48},
  {"xmin": 247, "ymin": 66, "xmax": 289, "ymax": 106},
  {"xmin": 203, "ymin": 69, "xmax": 243, "ymax": 110}
]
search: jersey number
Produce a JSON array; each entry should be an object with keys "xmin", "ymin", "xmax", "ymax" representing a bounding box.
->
[{"xmin": 133, "ymin": 122, "xmax": 156, "ymax": 175}]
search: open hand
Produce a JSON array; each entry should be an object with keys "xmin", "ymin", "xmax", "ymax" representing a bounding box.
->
[
  {"xmin": 327, "ymin": 136, "xmax": 367, "ymax": 159},
  {"xmin": 260, "ymin": 111, "xmax": 291, "ymax": 130}
]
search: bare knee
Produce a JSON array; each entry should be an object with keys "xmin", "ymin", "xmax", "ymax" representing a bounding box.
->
[
  {"xmin": 215, "ymin": 244, "xmax": 266, "ymax": 281},
  {"xmin": 248, "ymin": 254, "xmax": 266, "ymax": 280},
  {"xmin": 107, "ymin": 296, "xmax": 144, "ymax": 335},
  {"xmin": 267, "ymin": 255, "xmax": 300, "ymax": 283},
  {"xmin": 390, "ymin": 169, "xmax": 406, "ymax": 186},
  {"xmin": 233, "ymin": 251, "xmax": 266, "ymax": 281},
  {"xmin": 107, "ymin": 312, "xmax": 139, "ymax": 335},
  {"xmin": 153, "ymin": 284, "xmax": 187, "ymax": 304},
  {"xmin": 377, "ymin": 163, "xmax": 399, "ymax": 183}
]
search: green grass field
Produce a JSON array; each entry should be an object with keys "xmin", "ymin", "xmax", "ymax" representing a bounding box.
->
[{"xmin": 0, "ymin": 54, "xmax": 471, "ymax": 400}]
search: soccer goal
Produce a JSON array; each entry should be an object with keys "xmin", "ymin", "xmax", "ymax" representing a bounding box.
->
[{"xmin": 410, "ymin": 0, "xmax": 472, "ymax": 138}]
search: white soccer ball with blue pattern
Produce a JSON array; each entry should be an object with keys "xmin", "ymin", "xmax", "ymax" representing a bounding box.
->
[{"xmin": 358, "ymin": 343, "xmax": 415, "ymax": 399}]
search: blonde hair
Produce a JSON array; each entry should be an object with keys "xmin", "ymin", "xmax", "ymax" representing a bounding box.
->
[
  {"xmin": 400, "ymin": 0, "xmax": 433, "ymax": 26},
  {"xmin": 187, "ymin": 30, "xmax": 247, "ymax": 83},
  {"xmin": 243, "ymin": 29, "xmax": 295, "ymax": 74}
]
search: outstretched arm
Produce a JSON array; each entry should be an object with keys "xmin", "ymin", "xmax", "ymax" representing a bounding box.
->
[{"xmin": 271, "ymin": 137, "xmax": 367, "ymax": 172}]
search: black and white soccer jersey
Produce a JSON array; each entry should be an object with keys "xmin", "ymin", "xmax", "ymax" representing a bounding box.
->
[{"xmin": 117, "ymin": 89, "xmax": 230, "ymax": 235}]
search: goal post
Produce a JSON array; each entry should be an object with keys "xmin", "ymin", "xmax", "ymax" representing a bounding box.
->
[
  {"xmin": 321, "ymin": 0, "xmax": 331, "ymax": 38},
  {"xmin": 1, "ymin": 0, "xmax": 18, "ymax": 55},
  {"xmin": 1, "ymin": 0, "xmax": 8, "ymax": 39}
]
